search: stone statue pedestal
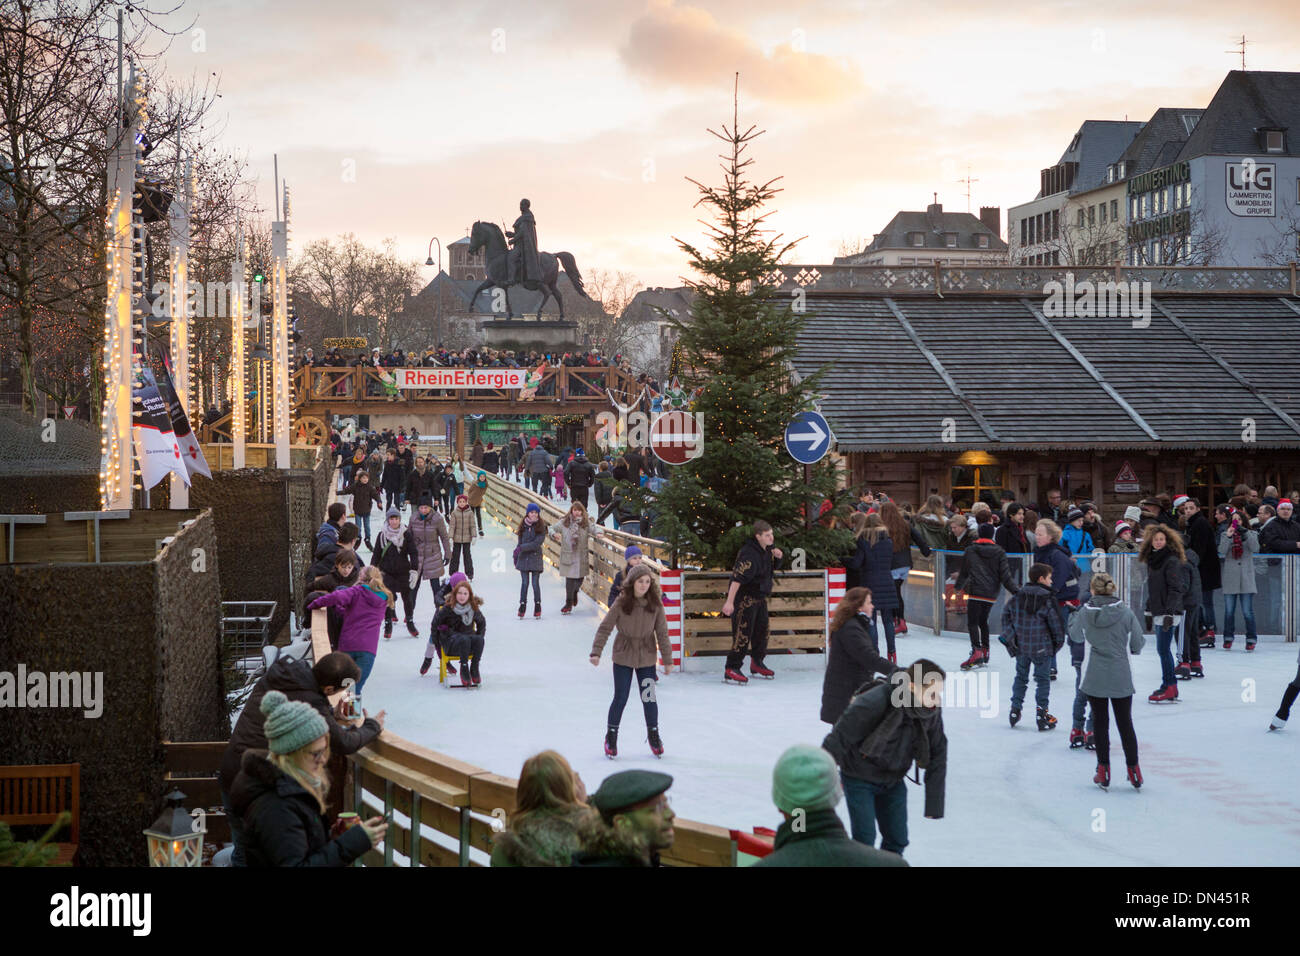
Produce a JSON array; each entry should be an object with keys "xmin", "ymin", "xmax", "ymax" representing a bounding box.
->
[{"xmin": 478, "ymin": 317, "xmax": 581, "ymax": 352}]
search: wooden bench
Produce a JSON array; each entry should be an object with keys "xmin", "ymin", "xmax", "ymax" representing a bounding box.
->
[{"xmin": 0, "ymin": 763, "xmax": 80, "ymax": 865}]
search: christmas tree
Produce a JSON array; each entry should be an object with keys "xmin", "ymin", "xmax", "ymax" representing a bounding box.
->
[{"xmin": 640, "ymin": 79, "xmax": 849, "ymax": 569}]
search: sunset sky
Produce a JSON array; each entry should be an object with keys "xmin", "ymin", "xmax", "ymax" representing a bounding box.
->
[{"xmin": 148, "ymin": 0, "xmax": 1300, "ymax": 288}]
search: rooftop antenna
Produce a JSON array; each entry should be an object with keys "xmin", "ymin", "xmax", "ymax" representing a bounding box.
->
[
  {"xmin": 957, "ymin": 166, "xmax": 979, "ymax": 213},
  {"xmin": 1225, "ymin": 34, "xmax": 1250, "ymax": 70}
]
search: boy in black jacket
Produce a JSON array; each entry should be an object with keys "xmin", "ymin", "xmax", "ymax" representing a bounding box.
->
[
  {"xmin": 822, "ymin": 659, "xmax": 947, "ymax": 856},
  {"xmin": 721, "ymin": 520, "xmax": 783, "ymax": 684}
]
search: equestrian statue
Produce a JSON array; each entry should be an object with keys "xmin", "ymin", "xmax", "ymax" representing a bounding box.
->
[{"xmin": 466, "ymin": 199, "xmax": 588, "ymax": 320}]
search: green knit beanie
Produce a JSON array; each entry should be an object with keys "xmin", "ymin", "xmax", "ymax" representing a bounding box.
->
[{"xmin": 260, "ymin": 690, "xmax": 329, "ymax": 755}]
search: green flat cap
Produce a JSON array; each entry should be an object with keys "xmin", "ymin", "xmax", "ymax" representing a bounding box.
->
[{"xmin": 590, "ymin": 770, "xmax": 673, "ymax": 818}]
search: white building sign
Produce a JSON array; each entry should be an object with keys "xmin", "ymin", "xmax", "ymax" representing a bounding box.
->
[{"xmin": 1225, "ymin": 161, "xmax": 1275, "ymax": 217}]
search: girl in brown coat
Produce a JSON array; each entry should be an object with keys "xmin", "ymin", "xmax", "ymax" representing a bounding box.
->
[{"xmin": 589, "ymin": 564, "xmax": 672, "ymax": 760}]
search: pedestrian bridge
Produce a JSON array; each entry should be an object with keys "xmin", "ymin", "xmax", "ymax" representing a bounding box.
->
[{"xmin": 198, "ymin": 364, "xmax": 643, "ymax": 445}]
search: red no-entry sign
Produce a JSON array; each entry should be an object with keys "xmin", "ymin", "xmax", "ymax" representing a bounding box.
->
[{"xmin": 649, "ymin": 411, "xmax": 704, "ymax": 465}]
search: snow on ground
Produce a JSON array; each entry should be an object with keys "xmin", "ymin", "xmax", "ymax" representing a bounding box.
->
[{"xmin": 355, "ymin": 504, "xmax": 1300, "ymax": 866}]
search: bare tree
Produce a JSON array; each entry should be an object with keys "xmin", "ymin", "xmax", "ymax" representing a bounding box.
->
[
  {"xmin": 367, "ymin": 238, "xmax": 421, "ymax": 349},
  {"xmin": 0, "ymin": 0, "xmax": 228, "ymax": 415},
  {"xmin": 295, "ymin": 233, "xmax": 374, "ymax": 339}
]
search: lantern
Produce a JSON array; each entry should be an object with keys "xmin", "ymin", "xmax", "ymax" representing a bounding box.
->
[{"xmin": 143, "ymin": 789, "xmax": 203, "ymax": 867}]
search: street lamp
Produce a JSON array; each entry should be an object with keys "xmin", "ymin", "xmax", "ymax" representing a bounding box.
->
[{"xmin": 425, "ymin": 237, "xmax": 442, "ymax": 348}]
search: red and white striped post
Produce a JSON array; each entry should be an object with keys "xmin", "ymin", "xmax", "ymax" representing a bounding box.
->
[
  {"xmin": 660, "ymin": 568, "xmax": 684, "ymax": 671},
  {"xmin": 826, "ymin": 568, "xmax": 846, "ymax": 661}
]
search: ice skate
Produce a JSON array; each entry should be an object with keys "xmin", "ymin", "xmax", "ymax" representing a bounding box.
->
[
  {"xmin": 1094, "ymin": 764, "xmax": 1110, "ymax": 790},
  {"xmin": 724, "ymin": 667, "xmax": 749, "ymax": 685},
  {"xmin": 749, "ymin": 662, "xmax": 775, "ymax": 679}
]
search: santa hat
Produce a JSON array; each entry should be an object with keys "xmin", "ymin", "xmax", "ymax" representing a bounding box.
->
[
  {"xmin": 1279, "ymin": 498, "xmax": 1294, "ymax": 508},
  {"xmin": 1173, "ymin": 495, "xmax": 1191, "ymax": 509}
]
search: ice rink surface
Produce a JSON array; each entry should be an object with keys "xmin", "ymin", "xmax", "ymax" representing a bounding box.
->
[{"xmin": 356, "ymin": 506, "xmax": 1300, "ymax": 866}]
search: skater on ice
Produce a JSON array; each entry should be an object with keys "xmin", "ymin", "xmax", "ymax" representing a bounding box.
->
[
  {"xmin": 720, "ymin": 519, "xmax": 783, "ymax": 683},
  {"xmin": 1067, "ymin": 572, "xmax": 1145, "ymax": 790},
  {"xmin": 589, "ymin": 564, "xmax": 672, "ymax": 759}
]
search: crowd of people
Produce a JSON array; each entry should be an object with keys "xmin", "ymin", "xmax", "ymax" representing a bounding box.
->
[
  {"xmin": 833, "ymin": 482, "xmax": 1300, "ymax": 791},
  {"xmin": 300, "ymin": 345, "xmax": 634, "ymax": 373},
  {"xmin": 223, "ymin": 428, "xmax": 1300, "ymax": 867}
]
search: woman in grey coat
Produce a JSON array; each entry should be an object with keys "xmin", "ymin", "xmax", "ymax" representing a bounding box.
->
[
  {"xmin": 515, "ymin": 502, "xmax": 547, "ymax": 618},
  {"xmin": 1217, "ymin": 512, "xmax": 1259, "ymax": 650},
  {"xmin": 1067, "ymin": 572, "xmax": 1145, "ymax": 791}
]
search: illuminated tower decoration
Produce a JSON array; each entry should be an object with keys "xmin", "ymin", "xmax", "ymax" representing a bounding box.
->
[
  {"xmin": 101, "ymin": 67, "xmax": 146, "ymax": 511},
  {"xmin": 271, "ymin": 182, "xmax": 290, "ymax": 467},
  {"xmin": 231, "ymin": 224, "xmax": 247, "ymax": 468},
  {"xmin": 168, "ymin": 156, "xmax": 192, "ymax": 507}
]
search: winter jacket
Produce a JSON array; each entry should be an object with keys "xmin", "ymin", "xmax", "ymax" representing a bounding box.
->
[
  {"xmin": 470, "ymin": 443, "xmax": 484, "ymax": 466},
  {"xmin": 347, "ymin": 478, "xmax": 383, "ymax": 518},
  {"xmin": 1217, "ymin": 527, "xmax": 1259, "ymax": 595},
  {"xmin": 607, "ymin": 564, "xmax": 634, "ymax": 606},
  {"xmin": 229, "ymin": 750, "xmax": 372, "ymax": 867},
  {"xmin": 820, "ymin": 614, "xmax": 902, "ymax": 725},
  {"xmin": 433, "ymin": 603, "xmax": 486, "ymax": 654},
  {"xmin": 591, "ymin": 594, "xmax": 671, "ymax": 669},
  {"xmin": 366, "ymin": 455, "xmax": 383, "ymax": 486},
  {"xmin": 450, "ymin": 506, "xmax": 477, "ymax": 544},
  {"xmin": 846, "ymin": 534, "xmax": 899, "ymax": 611},
  {"xmin": 380, "ymin": 459, "xmax": 405, "ymax": 493},
  {"xmin": 1182, "ymin": 549, "xmax": 1201, "ymax": 612},
  {"xmin": 1183, "ymin": 512, "xmax": 1221, "ymax": 591},
  {"xmin": 1108, "ymin": 537, "xmax": 1138, "ymax": 554},
  {"xmin": 731, "ymin": 537, "xmax": 780, "ymax": 600},
  {"xmin": 1068, "ymin": 595, "xmax": 1145, "ymax": 698},
  {"xmin": 1259, "ymin": 515, "xmax": 1300, "ymax": 554},
  {"xmin": 594, "ymin": 472, "xmax": 614, "ymax": 507},
  {"xmin": 307, "ymin": 538, "xmax": 352, "ymax": 581},
  {"xmin": 525, "ymin": 447, "xmax": 551, "ymax": 475},
  {"xmin": 1000, "ymin": 582, "xmax": 1064, "ymax": 659},
  {"xmin": 1142, "ymin": 547, "xmax": 1187, "ymax": 618},
  {"xmin": 994, "ymin": 522, "xmax": 1030, "ymax": 555},
  {"xmin": 822, "ymin": 681, "xmax": 947, "ymax": 819},
  {"xmin": 954, "ymin": 539, "xmax": 1019, "ymax": 602},
  {"xmin": 409, "ymin": 510, "xmax": 451, "ymax": 580},
  {"xmin": 467, "ymin": 483, "xmax": 486, "ymax": 508},
  {"xmin": 1034, "ymin": 541, "xmax": 1079, "ymax": 604},
  {"xmin": 1081, "ymin": 519, "xmax": 1110, "ymax": 551},
  {"xmin": 307, "ymin": 584, "xmax": 390, "ymax": 655},
  {"xmin": 623, "ymin": 449, "xmax": 646, "ymax": 488},
  {"xmin": 482, "ymin": 450, "xmax": 500, "ymax": 473},
  {"xmin": 371, "ymin": 528, "xmax": 418, "ymax": 592},
  {"xmin": 1060, "ymin": 524, "xmax": 1094, "ymax": 558},
  {"xmin": 489, "ymin": 806, "xmax": 596, "ymax": 867},
  {"xmin": 218, "ymin": 657, "xmax": 381, "ymax": 792},
  {"xmin": 550, "ymin": 518, "xmax": 600, "ymax": 578},
  {"xmin": 751, "ymin": 807, "xmax": 909, "ymax": 868},
  {"xmin": 911, "ymin": 513, "xmax": 950, "ymax": 552},
  {"xmin": 405, "ymin": 466, "xmax": 437, "ymax": 503},
  {"xmin": 565, "ymin": 457, "xmax": 597, "ymax": 494},
  {"xmin": 303, "ymin": 564, "xmax": 361, "ymax": 621},
  {"xmin": 890, "ymin": 524, "xmax": 932, "ymax": 570},
  {"xmin": 515, "ymin": 521, "xmax": 546, "ymax": 573},
  {"xmin": 316, "ymin": 520, "xmax": 340, "ymax": 552}
]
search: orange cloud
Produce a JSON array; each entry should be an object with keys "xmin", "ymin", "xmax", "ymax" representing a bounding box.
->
[{"xmin": 620, "ymin": 0, "xmax": 860, "ymax": 102}]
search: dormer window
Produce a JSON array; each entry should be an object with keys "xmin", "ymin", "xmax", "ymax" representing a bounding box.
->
[
  {"xmin": 944, "ymin": 233, "xmax": 957, "ymax": 248},
  {"xmin": 977, "ymin": 234, "xmax": 989, "ymax": 248},
  {"xmin": 910, "ymin": 232, "xmax": 924, "ymax": 247},
  {"xmin": 1261, "ymin": 129, "xmax": 1285, "ymax": 152}
]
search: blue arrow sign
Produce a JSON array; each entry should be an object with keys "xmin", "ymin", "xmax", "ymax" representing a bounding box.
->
[{"xmin": 784, "ymin": 411, "xmax": 832, "ymax": 464}]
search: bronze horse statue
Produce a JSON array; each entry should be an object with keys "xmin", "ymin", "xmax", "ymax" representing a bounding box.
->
[{"xmin": 466, "ymin": 220, "xmax": 587, "ymax": 320}]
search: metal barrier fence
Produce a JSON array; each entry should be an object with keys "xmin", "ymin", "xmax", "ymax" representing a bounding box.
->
[{"xmin": 909, "ymin": 550, "xmax": 1298, "ymax": 641}]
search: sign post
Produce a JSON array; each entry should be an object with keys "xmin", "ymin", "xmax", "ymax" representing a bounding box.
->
[{"xmin": 785, "ymin": 411, "xmax": 832, "ymax": 531}]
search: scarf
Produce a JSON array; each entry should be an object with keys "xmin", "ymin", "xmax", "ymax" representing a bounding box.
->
[
  {"xmin": 452, "ymin": 601, "xmax": 476, "ymax": 628},
  {"xmin": 1230, "ymin": 528, "xmax": 1244, "ymax": 560},
  {"xmin": 378, "ymin": 520, "xmax": 405, "ymax": 549}
]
